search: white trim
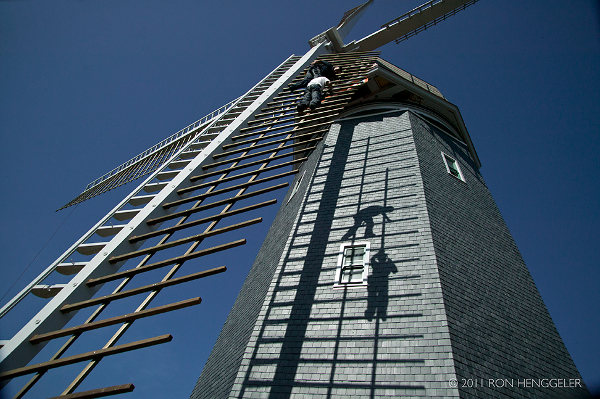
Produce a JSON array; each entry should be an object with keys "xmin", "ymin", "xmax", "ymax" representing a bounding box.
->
[
  {"xmin": 333, "ymin": 241, "xmax": 370, "ymax": 289},
  {"xmin": 286, "ymin": 171, "xmax": 306, "ymax": 204},
  {"xmin": 441, "ymin": 151, "xmax": 466, "ymax": 182}
]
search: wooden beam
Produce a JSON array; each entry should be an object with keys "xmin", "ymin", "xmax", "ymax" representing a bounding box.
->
[
  {"xmin": 63, "ymin": 266, "xmax": 228, "ymax": 312},
  {"xmin": 256, "ymin": 95, "xmax": 351, "ymax": 115},
  {"xmin": 47, "ymin": 383, "xmax": 135, "ymax": 399},
  {"xmin": 89, "ymin": 255, "xmax": 229, "ymax": 288},
  {"xmin": 223, "ymin": 122, "xmax": 331, "ymax": 149},
  {"xmin": 143, "ymin": 198, "xmax": 276, "ymax": 231},
  {"xmin": 166, "ymin": 174, "xmax": 292, "ymax": 208},
  {"xmin": 212, "ymin": 130, "xmax": 325, "ymax": 159},
  {"xmin": 31, "ymin": 298, "xmax": 202, "ymax": 344},
  {"xmin": 196, "ymin": 147, "xmax": 314, "ymax": 179},
  {"xmin": 247, "ymin": 102, "xmax": 345, "ymax": 126},
  {"xmin": 242, "ymin": 105, "xmax": 345, "ymax": 130},
  {"xmin": 110, "ymin": 218, "xmax": 261, "ymax": 263},
  {"xmin": 178, "ymin": 169, "xmax": 293, "ymax": 198},
  {"xmin": 0, "ymin": 335, "xmax": 172, "ymax": 380},
  {"xmin": 268, "ymin": 79, "xmax": 367, "ymax": 103},
  {"xmin": 202, "ymin": 138, "xmax": 318, "ymax": 170}
]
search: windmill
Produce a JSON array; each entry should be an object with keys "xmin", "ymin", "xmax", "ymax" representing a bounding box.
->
[{"xmin": 0, "ymin": 1, "xmax": 592, "ymax": 398}]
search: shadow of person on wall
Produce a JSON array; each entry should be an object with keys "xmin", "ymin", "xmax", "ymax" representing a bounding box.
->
[
  {"xmin": 365, "ymin": 248, "xmax": 397, "ymax": 321},
  {"xmin": 341, "ymin": 205, "xmax": 394, "ymax": 240}
]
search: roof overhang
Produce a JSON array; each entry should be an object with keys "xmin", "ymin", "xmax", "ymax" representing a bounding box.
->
[{"xmin": 344, "ymin": 59, "xmax": 481, "ymax": 168}]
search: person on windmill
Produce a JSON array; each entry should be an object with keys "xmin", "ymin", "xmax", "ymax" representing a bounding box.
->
[{"xmin": 289, "ymin": 59, "xmax": 342, "ymax": 112}]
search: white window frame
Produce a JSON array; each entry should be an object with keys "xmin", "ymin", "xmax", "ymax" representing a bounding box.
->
[
  {"xmin": 333, "ymin": 241, "xmax": 370, "ymax": 289},
  {"xmin": 286, "ymin": 171, "xmax": 306, "ymax": 204},
  {"xmin": 441, "ymin": 152, "xmax": 465, "ymax": 182}
]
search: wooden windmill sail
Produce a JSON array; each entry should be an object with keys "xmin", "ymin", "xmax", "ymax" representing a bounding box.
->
[{"xmin": 0, "ymin": 1, "xmax": 497, "ymax": 397}]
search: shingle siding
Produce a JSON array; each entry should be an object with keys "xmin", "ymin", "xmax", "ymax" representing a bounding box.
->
[
  {"xmin": 225, "ymin": 110, "xmax": 459, "ymax": 398},
  {"xmin": 410, "ymin": 111, "xmax": 587, "ymax": 399}
]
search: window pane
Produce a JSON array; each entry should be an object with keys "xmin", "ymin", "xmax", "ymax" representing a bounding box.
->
[
  {"xmin": 449, "ymin": 165, "xmax": 460, "ymax": 177},
  {"xmin": 341, "ymin": 266, "xmax": 363, "ymax": 283},
  {"xmin": 444, "ymin": 154, "xmax": 462, "ymax": 179},
  {"xmin": 352, "ymin": 247, "xmax": 365, "ymax": 263},
  {"xmin": 343, "ymin": 246, "xmax": 365, "ymax": 266},
  {"xmin": 338, "ymin": 244, "xmax": 367, "ymax": 285}
]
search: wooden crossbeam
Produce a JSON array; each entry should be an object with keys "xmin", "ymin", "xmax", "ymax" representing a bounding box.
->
[
  {"xmin": 63, "ymin": 266, "xmax": 229, "ymax": 312},
  {"xmin": 224, "ymin": 123, "xmax": 330, "ymax": 149},
  {"xmin": 0, "ymin": 335, "xmax": 173, "ymax": 380},
  {"xmin": 178, "ymin": 169, "xmax": 292, "ymax": 200},
  {"xmin": 48, "ymin": 384, "xmax": 135, "ymax": 399},
  {"xmin": 259, "ymin": 91, "xmax": 352, "ymax": 110},
  {"xmin": 247, "ymin": 102, "xmax": 346, "ymax": 126},
  {"xmin": 146, "ymin": 195, "xmax": 277, "ymax": 231},
  {"xmin": 213, "ymin": 130, "xmax": 325, "ymax": 159},
  {"xmin": 257, "ymin": 93, "xmax": 352, "ymax": 114},
  {"xmin": 166, "ymin": 172, "xmax": 294, "ymax": 207},
  {"xmin": 235, "ymin": 113, "xmax": 340, "ymax": 139},
  {"xmin": 272, "ymin": 77, "xmax": 370, "ymax": 102},
  {"xmin": 109, "ymin": 218, "xmax": 261, "ymax": 263},
  {"xmin": 269, "ymin": 83, "xmax": 358, "ymax": 103},
  {"xmin": 204, "ymin": 145, "xmax": 311, "ymax": 176},
  {"xmin": 197, "ymin": 147, "xmax": 314, "ymax": 179},
  {"xmin": 89, "ymin": 251, "xmax": 229, "ymax": 287},
  {"xmin": 31, "ymin": 297, "xmax": 202, "ymax": 344},
  {"xmin": 202, "ymin": 138, "xmax": 320, "ymax": 170},
  {"xmin": 238, "ymin": 105, "xmax": 345, "ymax": 134}
]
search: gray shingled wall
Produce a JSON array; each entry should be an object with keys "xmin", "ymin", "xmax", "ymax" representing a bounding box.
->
[
  {"xmin": 225, "ymin": 110, "xmax": 459, "ymax": 398},
  {"xmin": 409, "ymin": 111, "xmax": 587, "ymax": 399}
]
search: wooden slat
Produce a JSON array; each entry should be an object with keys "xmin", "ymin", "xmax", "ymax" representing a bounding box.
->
[
  {"xmin": 110, "ymin": 218, "xmax": 261, "ymax": 263},
  {"xmin": 256, "ymin": 94, "xmax": 352, "ymax": 116},
  {"xmin": 0, "ymin": 335, "xmax": 172, "ymax": 380},
  {"xmin": 232, "ymin": 111, "xmax": 344, "ymax": 140},
  {"xmin": 250, "ymin": 83, "xmax": 357, "ymax": 105},
  {"xmin": 238, "ymin": 105, "xmax": 345, "ymax": 134},
  {"xmin": 202, "ymin": 137, "xmax": 319, "ymax": 170},
  {"xmin": 247, "ymin": 102, "xmax": 346, "ymax": 126},
  {"xmin": 63, "ymin": 266, "xmax": 229, "ymax": 312},
  {"xmin": 258, "ymin": 92, "xmax": 352, "ymax": 113},
  {"xmin": 212, "ymin": 130, "xmax": 325, "ymax": 160},
  {"xmin": 263, "ymin": 86, "xmax": 354, "ymax": 105},
  {"xmin": 48, "ymin": 384, "xmax": 135, "ymax": 399},
  {"xmin": 91, "ymin": 235, "xmax": 248, "ymax": 288},
  {"xmin": 145, "ymin": 197, "xmax": 276, "ymax": 230},
  {"xmin": 268, "ymin": 79, "xmax": 367, "ymax": 103},
  {"xmin": 179, "ymin": 168, "xmax": 294, "ymax": 197},
  {"xmin": 224, "ymin": 122, "xmax": 331, "ymax": 149},
  {"xmin": 31, "ymin": 298, "xmax": 202, "ymax": 344},
  {"xmin": 166, "ymin": 175, "xmax": 292, "ymax": 208},
  {"xmin": 197, "ymin": 146, "xmax": 314, "ymax": 179},
  {"xmin": 48, "ymin": 383, "xmax": 135, "ymax": 399}
]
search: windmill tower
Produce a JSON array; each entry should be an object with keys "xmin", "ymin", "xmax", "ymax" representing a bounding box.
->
[{"xmin": 0, "ymin": 1, "xmax": 589, "ymax": 398}]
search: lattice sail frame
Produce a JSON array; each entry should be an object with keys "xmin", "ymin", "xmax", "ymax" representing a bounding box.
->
[
  {"xmin": 0, "ymin": 44, "xmax": 380, "ymax": 398},
  {"xmin": 62, "ymin": 90, "xmax": 242, "ymax": 209}
]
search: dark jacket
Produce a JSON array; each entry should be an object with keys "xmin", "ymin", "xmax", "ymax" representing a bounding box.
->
[{"xmin": 289, "ymin": 60, "xmax": 338, "ymax": 91}]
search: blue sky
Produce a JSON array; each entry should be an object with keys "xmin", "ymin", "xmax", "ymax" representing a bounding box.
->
[{"xmin": 1, "ymin": 0, "xmax": 599, "ymax": 397}]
